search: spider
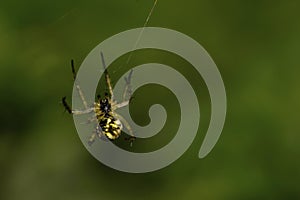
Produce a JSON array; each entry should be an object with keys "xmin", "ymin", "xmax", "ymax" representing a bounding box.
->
[{"xmin": 62, "ymin": 52, "xmax": 136, "ymax": 146}]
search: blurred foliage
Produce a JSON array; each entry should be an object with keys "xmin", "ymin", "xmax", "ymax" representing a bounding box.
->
[{"xmin": 0, "ymin": 0, "xmax": 300, "ymax": 199}]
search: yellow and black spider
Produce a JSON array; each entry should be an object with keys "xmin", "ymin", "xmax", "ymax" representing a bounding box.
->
[{"xmin": 62, "ymin": 52, "xmax": 136, "ymax": 146}]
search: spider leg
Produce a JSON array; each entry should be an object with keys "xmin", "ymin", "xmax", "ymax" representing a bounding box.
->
[
  {"xmin": 115, "ymin": 113, "xmax": 136, "ymax": 146},
  {"xmin": 80, "ymin": 116, "xmax": 97, "ymax": 124},
  {"xmin": 122, "ymin": 69, "xmax": 133, "ymax": 102},
  {"xmin": 62, "ymin": 96, "xmax": 72, "ymax": 114},
  {"xmin": 62, "ymin": 97, "xmax": 94, "ymax": 115},
  {"xmin": 71, "ymin": 60, "xmax": 89, "ymax": 109},
  {"xmin": 100, "ymin": 52, "xmax": 114, "ymax": 101},
  {"xmin": 112, "ymin": 69, "xmax": 133, "ymax": 110},
  {"xmin": 114, "ymin": 100, "xmax": 129, "ymax": 109},
  {"xmin": 88, "ymin": 132, "xmax": 96, "ymax": 146},
  {"xmin": 72, "ymin": 108, "xmax": 94, "ymax": 115},
  {"xmin": 88, "ymin": 125, "xmax": 107, "ymax": 146},
  {"xmin": 88, "ymin": 125, "xmax": 100, "ymax": 146}
]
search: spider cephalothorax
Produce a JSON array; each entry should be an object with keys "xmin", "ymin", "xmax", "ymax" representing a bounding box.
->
[{"xmin": 99, "ymin": 97, "xmax": 111, "ymax": 113}]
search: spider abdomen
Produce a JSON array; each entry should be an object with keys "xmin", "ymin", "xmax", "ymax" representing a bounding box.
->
[{"xmin": 99, "ymin": 115, "xmax": 122, "ymax": 140}]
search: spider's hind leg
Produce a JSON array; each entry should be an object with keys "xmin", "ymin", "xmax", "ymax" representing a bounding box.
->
[
  {"xmin": 88, "ymin": 132, "xmax": 96, "ymax": 146},
  {"xmin": 115, "ymin": 113, "xmax": 136, "ymax": 146},
  {"xmin": 88, "ymin": 125, "xmax": 108, "ymax": 146}
]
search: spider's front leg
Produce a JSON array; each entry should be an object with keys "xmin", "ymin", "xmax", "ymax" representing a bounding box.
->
[
  {"xmin": 114, "ymin": 69, "xmax": 134, "ymax": 110},
  {"xmin": 122, "ymin": 69, "xmax": 134, "ymax": 102},
  {"xmin": 71, "ymin": 60, "xmax": 89, "ymax": 109},
  {"xmin": 100, "ymin": 52, "xmax": 115, "ymax": 100}
]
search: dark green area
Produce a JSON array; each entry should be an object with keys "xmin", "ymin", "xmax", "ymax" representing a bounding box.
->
[{"xmin": 0, "ymin": 0, "xmax": 299, "ymax": 199}]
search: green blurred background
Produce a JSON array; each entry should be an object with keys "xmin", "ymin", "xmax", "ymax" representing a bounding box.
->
[{"xmin": 1, "ymin": 0, "xmax": 299, "ymax": 199}]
